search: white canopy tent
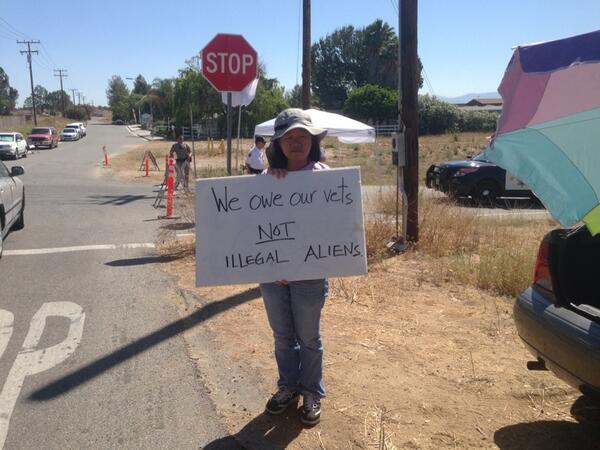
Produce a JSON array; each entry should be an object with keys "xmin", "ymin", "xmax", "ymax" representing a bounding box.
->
[{"xmin": 254, "ymin": 108, "xmax": 376, "ymax": 144}]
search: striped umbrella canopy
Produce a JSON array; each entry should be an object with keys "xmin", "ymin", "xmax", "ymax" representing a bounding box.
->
[{"xmin": 485, "ymin": 30, "xmax": 600, "ymax": 234}]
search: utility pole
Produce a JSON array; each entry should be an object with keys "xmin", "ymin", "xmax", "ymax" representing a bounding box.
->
[
  {"xmin": 17, "ymin": 40, "xmax": 40, "ymax": 126},
  {"xmin": 69, "ymin": 88, "xmax": 77, "ymax": 105},
  {"xmin": 400, "ymin": 0, "xmax": 419, "ymax": 241},
  {"xmin": 54, "ymin": 69, "xmax": 68, "ymax": 116},
  {"xmin": 301, "ymin": 0, "xmax": 311, "ymax": 109}
]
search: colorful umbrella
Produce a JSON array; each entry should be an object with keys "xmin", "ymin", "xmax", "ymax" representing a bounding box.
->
[{"xmin": 485, "ymin": 30, "xmax": 600, "ymax": 234}]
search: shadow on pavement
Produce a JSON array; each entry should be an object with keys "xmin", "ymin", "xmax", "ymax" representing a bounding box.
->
[
  {"xmin": 87, "ymin": 194, "xmax": 153, "ymax": 206},
  {"xmin": 161, "ymin": 222, "xmax": 195, "ymax": 231},
  {"xmin": 105, "ymin": 255, "xmax": 178, "ymax": 266},
  {"xmin": 494, "ymin": 396, "xmax": 600, "ymax": 449},
  {"xmin": 203, "ymin": 411, "xmax": 304, "ymax": 450},
  {"xmin": 29, "ymin": 287, "xmax": 262, "ymax": 401}
]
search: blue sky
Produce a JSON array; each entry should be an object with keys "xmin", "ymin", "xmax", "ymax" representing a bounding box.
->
[{"xmin": 1, "ymin": 0, "xmax": 599, "ymax": 106}]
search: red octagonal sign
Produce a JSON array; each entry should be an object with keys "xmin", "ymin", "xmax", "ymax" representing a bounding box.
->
[{"xmin": 201, "ymin": 33, "xmax": 257, "ymax": 92}]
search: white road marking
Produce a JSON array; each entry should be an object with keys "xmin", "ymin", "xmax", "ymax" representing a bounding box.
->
[
  {"xmin": 0, "ymin": 302, "xmax": 85, "ymax": 449},
  {"xmin": 0, "ymin": 311, "xmax": 14, "ymax": 362},
  {"xmin": 3, "ymin": 242, "xmax": 155, "ymax": 256}
]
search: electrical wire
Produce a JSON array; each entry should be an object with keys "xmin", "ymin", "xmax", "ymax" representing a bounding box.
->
[
  {"xmin": 0, "ymin": 16, "xmax": 31, "ymax": 40},
  {"xmin": 422, "ymin": 65, "xmax": 436, "ymax": 97}
]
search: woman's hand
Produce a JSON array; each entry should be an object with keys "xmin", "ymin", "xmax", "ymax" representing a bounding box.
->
[
  {"xmin": 274, "ymin": 280, "xmax": 289, "ymax": 286},
  {"xmin": 267, "ymin": 168, "xmax": 287, "ymax": 179}
]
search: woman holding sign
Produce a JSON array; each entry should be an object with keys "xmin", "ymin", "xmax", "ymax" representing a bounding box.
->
[{"xmin": 261, "ymin": 109, "xmax": 329, "ymax": 426}]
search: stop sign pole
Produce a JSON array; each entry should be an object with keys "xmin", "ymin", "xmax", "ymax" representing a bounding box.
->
[{"xmin": 201, "ymin": 34, "xmax": 257, "ymax": 175}]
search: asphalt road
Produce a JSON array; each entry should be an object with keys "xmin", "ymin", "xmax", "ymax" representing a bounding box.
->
[{"xmin": 0, "ymin": 122, "xmax": 229, "ymax": 449}]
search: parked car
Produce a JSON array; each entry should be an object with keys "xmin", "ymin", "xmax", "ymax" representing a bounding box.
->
[
  {"xmin": 425, "ymin": 152, "xmax": 533, "ymax": 203},
  {"xmin": 112, "ymin": 119, "xmax": 124, "ymax": 125},
  {"xmin": 514, "ymin": 225, "xmax": 600, "ymax": 398},
  {"xmin": 27, "ymin": 127, "xmax": 59, "ymax": 149},
  {"xmin": 0, "ymin": 132, "xmax": 28, "ymax": 159},
  {"xmin": 66, "ymin": 122, "xmax": 86, "ymax": 137},
  {"xmin": 0, "ymin": 160, "xmax": 25, "ymax": 258},
  {"xmin": 60, "ymin": 128, "xmax": 80, "ymax": 141},
  {"xmin": 63, "ymin": 125, "xmax": 82, "ymax": 139}
]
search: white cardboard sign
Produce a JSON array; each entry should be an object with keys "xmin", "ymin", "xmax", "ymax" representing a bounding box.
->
[{"xmin": 195, "ymin": 167, "xmax": 367, "ymax": 286}]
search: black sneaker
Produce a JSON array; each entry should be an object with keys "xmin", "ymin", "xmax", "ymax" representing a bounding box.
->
[
  {"xmin": 265, "ymin": 387, "xmax": 299, "ymax": 415},
  {"xmin": 300, "ymin": 393, "xmax": 321, "ymax": 425}
]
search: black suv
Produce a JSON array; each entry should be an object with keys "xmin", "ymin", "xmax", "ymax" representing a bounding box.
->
[{"xmin": 425, "ymin": 153, "xmax": 532, "ymax": 202}]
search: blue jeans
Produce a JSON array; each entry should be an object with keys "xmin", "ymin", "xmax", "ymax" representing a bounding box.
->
[{"xmin": 260, "ymin": 279, "xmax": 328, "ymax": 398}]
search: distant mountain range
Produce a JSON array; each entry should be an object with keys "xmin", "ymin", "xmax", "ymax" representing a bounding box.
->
[{"xmin": 437, "ymin": 92, "xmax": 500, "ymax": 104}]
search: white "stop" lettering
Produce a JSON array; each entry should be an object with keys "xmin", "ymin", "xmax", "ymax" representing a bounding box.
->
[
  {"xmin": 0, "ymin": 302, "xmax": 85, "ymax": 448},
  {"xmin": 205, "ymin": 52, "xmax": 255, "ymax": 75}
]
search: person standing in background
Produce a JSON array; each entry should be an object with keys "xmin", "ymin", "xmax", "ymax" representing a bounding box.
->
[
  {"xmin": 245, "ymin": 136, "xmax": 267, "ymax": 174},
  {"xmin": 169, "ymin": 135, "xmax": 191, "ymax": 190}
]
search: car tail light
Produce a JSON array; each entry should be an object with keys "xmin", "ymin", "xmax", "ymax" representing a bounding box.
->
[{"xmin": 533, "ymin": 240, "xmax": 553, "ymax": 292}]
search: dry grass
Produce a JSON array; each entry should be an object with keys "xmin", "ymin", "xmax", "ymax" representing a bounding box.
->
[
  {"xmin": 13, "ymin": 116, "xmax": 72, "ymax": 136},
  {"xmin": 368, "ymin": 190, "xmax": 558, "ymax": 297}
]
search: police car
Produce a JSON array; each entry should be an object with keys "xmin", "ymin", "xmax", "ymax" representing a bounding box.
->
[{"xmin": 425, "ymin": 152, "xmax": 532, "ymax": 203}]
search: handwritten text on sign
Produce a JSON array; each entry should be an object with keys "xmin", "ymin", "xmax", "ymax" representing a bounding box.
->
[{"xmin": 195, "ymin": 167, "xmax": 367, "ymax": 286}]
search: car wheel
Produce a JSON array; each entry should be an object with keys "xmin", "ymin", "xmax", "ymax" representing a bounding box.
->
[{"xmin": 474, "ymin": 180, "xmax": 499, "ymax": 206}]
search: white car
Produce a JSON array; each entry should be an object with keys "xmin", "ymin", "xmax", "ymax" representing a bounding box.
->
[
  {"xmin": 0, "ymin": 132, "xmax": 28, "ymax": 159},
  {"xmin": 0, "ymin": 160, "xmax": 25, "ymax": 258},
  {"xmin": 66, "ymin": 122, "xmax": 86, "ymax": 137},
  {"xmin": 60, "ymin": 128, "xmax": 80, "ymax": 141}
]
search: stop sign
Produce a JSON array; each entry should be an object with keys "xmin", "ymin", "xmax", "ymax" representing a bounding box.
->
[{"xmin": 201, "ymin": 34, "xmax": 257, "ymax": 92}]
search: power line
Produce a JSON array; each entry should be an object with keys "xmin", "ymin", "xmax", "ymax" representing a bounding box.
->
[
  {"xmin": 422, "ymin": 65, "xmax": 436, "ymax": 97},
  {"xmin": 18, "ymin": 40, "xmax": 41, "ymax": 126},
  {"xmin": 40, "ymin": 42, "xmax": 58, "ymax": 67},
  {"xmin": 0, "ymin": 16, "xmax": 30, "ymax": 40}
]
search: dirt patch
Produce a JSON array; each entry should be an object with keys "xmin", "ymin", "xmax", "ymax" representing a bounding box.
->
[
  {"xmin": 109, "ymin": 135, "xmax": 597, "ymax": 448},
  {"xmin": 160, "ymin": 248, "xmax": 595, "ymax": 449}
]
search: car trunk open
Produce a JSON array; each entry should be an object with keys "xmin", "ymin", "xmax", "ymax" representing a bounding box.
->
[{"xmin": 550, "ymin": 225, "xmax": 600, "ymax": 318}]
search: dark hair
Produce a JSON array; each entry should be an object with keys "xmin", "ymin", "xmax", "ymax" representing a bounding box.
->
[
  {"xmin": 255, "ymin": 135, "xmax": 266, "ymax": 144},
  {"xmin": 266, "ymin": 135, "xmax": 322, "ymax": 169}
]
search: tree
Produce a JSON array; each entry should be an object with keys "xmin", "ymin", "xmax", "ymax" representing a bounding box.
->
[
  {"xmin": 343, "ymin": 84, "xmax": 397, "ymax": 124},
  {"xmin": 106, "ymin": 75, "xmax": 129, "ymax": 107},
  {"xmin": 24, "ymin": 85, "xmax": 49, "ymax": 113},
  {"xmin": 285, "ymin": 85, "xmax": 303, "ymax": 108},
  {"xmin": 133, "ymin": 74, "xmax": 149, "ymax": 95},
  {"xmin": 46, "ymin": 90, "xmax": 73, "ymax": 114},
  {"xmin": 244, "ymin": 75, "xmax": 289, "ymax": 135},
  {"xmin": 418, "ymin": 95, "xmax": 460, "ymax": 135},
  {"xmin": 0, "ymin": 67, "xmax": 18, "ymax": 114},
  {"xmin": 312, "ymin": 19, "xmax": 423, "ymax": 110},
  {"xmin": 312, "ymin": 25, "xmax": 361, "ymax": 109}
]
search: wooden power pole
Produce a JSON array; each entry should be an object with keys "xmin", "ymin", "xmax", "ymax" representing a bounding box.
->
[
  {"xmin": 400, "ymin": 0, "xmax": 419, "ymax": 242},
  {"xmin": 54, "ymin": 69, "xmax": 68, "ymax": 116},
  {"xmin": 301, "ymin": 0, "xmax": 311, "ymax": 109},
  {"xmin": 17, "ymin": 40, "xmax": 40, "ymax": 126}
]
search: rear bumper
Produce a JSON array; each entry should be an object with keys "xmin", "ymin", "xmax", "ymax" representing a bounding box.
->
[{"xmin": 514, "ymin": 287, "xmax": 600, "ymax": 395}]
